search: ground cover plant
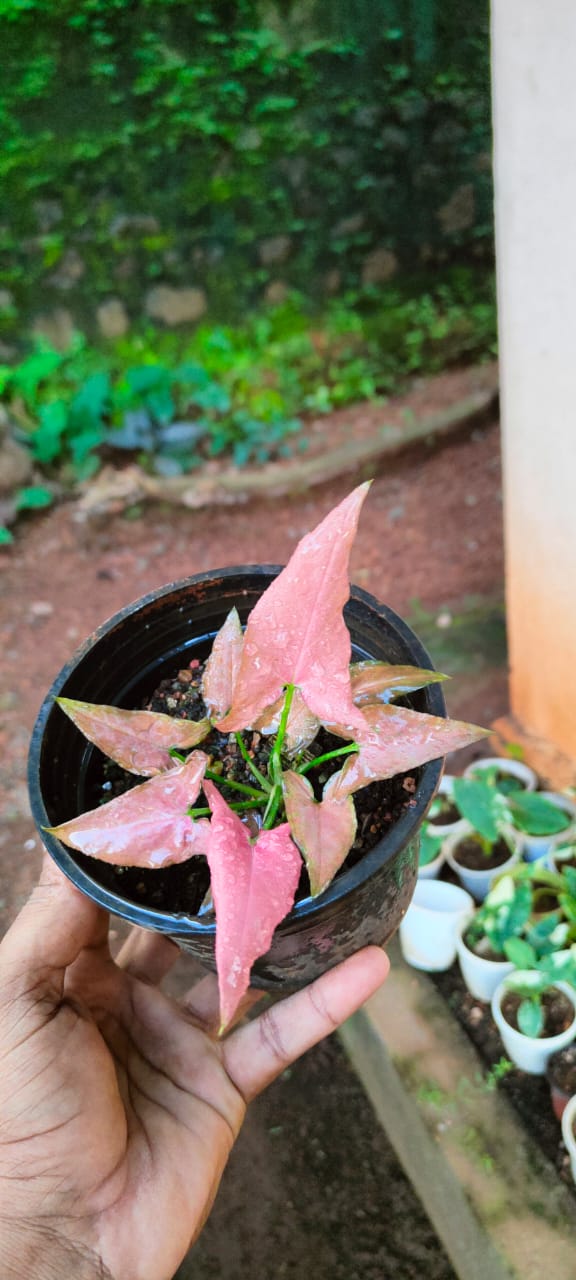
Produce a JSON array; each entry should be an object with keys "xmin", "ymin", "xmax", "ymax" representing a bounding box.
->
[{"xmin": 46, "ymin": 482, "xmax": 486, "ymax": 1028}]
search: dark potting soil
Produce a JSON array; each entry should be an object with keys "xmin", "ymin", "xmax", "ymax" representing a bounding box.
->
[
  {"xmin": 501, "ymin": 989, "xmax": 574, "ymax": 1039},
  {"xmin": 431, "ymin": 964, "xmax": 576, "ymax": 1190},
  {"xmin": 453, "ymin": 835, "xmax": 511, "ymax": 872},
  {"xmin": 461, "ymin": 931, "xmax": 505, "ymax": 963},
  {"xmin": 428, "ymin": 800, "xmax": 460, "ymax": 827},
  {"xmin": 78, "ymin": 660, "xmax": 420, "ymax": 917},
  {"xmin": 548, "ymin": 1045, "xmax": 576, "ymax": 1095}
]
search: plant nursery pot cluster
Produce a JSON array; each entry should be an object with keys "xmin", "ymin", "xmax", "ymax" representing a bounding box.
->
[{"xmin": 29, "ymin": 568, "xmax": 446, "ymax": 992}]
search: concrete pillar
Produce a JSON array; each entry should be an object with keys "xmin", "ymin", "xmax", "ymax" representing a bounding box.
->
[{"xmin": 492, "ymin": 0, "xmax": 576, "ymax": 762}]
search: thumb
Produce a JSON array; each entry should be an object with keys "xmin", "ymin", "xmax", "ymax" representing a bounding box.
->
[{"xmin": 0, "ymin": 854, "xmax": 109, "ymax": 1003}]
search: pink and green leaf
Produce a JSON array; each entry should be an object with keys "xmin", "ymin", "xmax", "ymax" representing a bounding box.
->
[
  {"xmin": 201, "ymin": 607, "xmax": 244, "ymax": 720},
  {"xmin": 282, "ymin": 769, "xmax": 357, "ymax": 897},
  {"xmin": 350, "ymin": 662, "xmax": 449, "ymax": 706},
  {"xmin": 55, "ymin": 696, "xmax": 211, "ymax": 776},
  {"xmin": 46, "ymin": 751, "xmax": 210, "ymax": 866},
  {"xmin": 204, "ymin": 781, "xmax": 302, "ymax": 1031},
  {"xmin": 325, "ymin": 704, "xmax": 488, "ymax": 800},
  {"xmin": 253, "ymin": 687, "xmax": 320, "ymax": 755},
  {"xmin": 217, "ymin": 483, "xmax": 371, "ymax": 734}
]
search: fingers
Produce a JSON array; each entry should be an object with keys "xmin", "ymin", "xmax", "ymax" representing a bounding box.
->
[
  {"xmin": 181, "ymin": 973, "xmax": 264, "ymax": 1033},
  {"xmin": 223, "ymin": 946, "xmax": 389, "ymax": 1102},
  {"xmin": 115, "ymin": 928, "xmax": 180, "ymax": 985},
  {"xmin": 0, "ymin": 854, "xmax": 109, "ymax": 1002}
]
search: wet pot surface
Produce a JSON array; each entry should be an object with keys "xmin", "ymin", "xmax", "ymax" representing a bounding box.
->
[{"xmin": 29, "ymin": 567, "xmax": 445, "ymax": 990}]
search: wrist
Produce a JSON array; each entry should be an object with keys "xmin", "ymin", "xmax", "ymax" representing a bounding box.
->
[{"xmin": 0, "ymin": 1220, "xmax": 113, "ymax": 1280}]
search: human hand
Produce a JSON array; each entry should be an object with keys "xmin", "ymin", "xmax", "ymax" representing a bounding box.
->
[{"xmin": 0, "ymin": 857, "xmax": 388, "ymax": 1280}]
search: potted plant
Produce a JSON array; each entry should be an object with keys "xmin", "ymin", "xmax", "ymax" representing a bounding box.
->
[
  {"xmin": 399, "ymin": 879, "xmax": 475, "ymax": 972},
  {"xmin": 464, "ymin": 756, "xmax": 537, "ymax": 793},
  {"xmin": 511, "ymin": 791, "xmax": 576, "ymax": 863},
  {"xmin": 29, "ymin": 483, "xmax": 485, "ymax": 1030},
  {"xmin": 561, "ymin": 1092, "xmax": 576, "ymax": 1185},
  {"xmin": 456, "ymin": 874, "xmax": 532, "ymax": 1001},
  {"xmin": 491, "ymin": 948, "xmax": 576, "ymax": 1075},
  {"xmin": 424, "ymin": 775, "xmax": 468, "ymax": 839},
  {"xmin": 547, "ymin": 1043, "xmax": 576, "ymax": 1120},
  {"xmin": 443, "ymin": 775, "xmax": 522, "ymax": 900},
  {"xmin": 417, "ymin": 825, "xmax": 446, "ymax": 880}
]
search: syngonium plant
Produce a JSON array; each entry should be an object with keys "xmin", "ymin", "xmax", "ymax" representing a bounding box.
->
[{"xmin": 46, "ymin": 482, "xmax": 487, "ymax": 1029}]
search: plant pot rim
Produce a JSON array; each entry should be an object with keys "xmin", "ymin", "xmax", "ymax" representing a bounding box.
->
[
  {"xmin": 463, "ymin": 756, "xmax": 537, "ymax": 789},
  {"xmin": 444, "ymin": 825, "xmax": 521, "ymax": 881},
  {"xmin": 28, "ymin": 565, "xmax": 445, "ymax": 938},
  {"xmin": 491, "ymin": 978, "xmax": 576, "ymax": 1048},
  {"xmin": 561, "ymin": 1090, "xmax": 576, "ymax": 1152}
]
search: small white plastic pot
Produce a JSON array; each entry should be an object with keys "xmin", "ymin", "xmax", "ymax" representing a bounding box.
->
[
  {"xmin": 491, "ymin": 979, "xmax": 576, "ymax": 1075},
  {"xmin": 399, "ymin": 880, "xmax": 474, "ymax": 972},
  {"xmin": 561, "ymin": 1093, "xmax": 576, "ymax": 1184},
  {"xmin": 519, "ymin": 792, "xmax": 576, "ymax": 864},
  {"xmin": 456, "ymin": 922, "xmax": 514, "ymax": 1002},
  {"xmin": 444, "ymin": 825, "xmax": 522, "ymax": 903},
  {"xmin": 464, "ymin": 756, "xmax": 537, "ymax": 792},
  {"xmin": 424, "ymin": 775, "xmax": 468, "ymax": 841}
]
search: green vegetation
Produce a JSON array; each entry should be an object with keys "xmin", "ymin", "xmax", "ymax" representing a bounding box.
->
[
  {"xmin": 0, "ymin": 0, "xmax": 492, "ymax": 332},
  {"xmin": 0, "ymin": 272, "xmax": 496, "ymax": 496}
]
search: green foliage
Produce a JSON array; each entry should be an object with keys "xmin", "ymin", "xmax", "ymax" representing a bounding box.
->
[
  {"xmin": 453, "ymin": 772, "xmax": 571, "ymax": 846},
  {"xmin": 418, "ymin": 826, "xmax": 444, "ymax": 867},
  {"xmin": 1, "ymin": 273, "xmax": 496, "ymax": 484},
  {"xmin": 465, "ymin": 874, "xmax": 533, "ymax": 957},
  {"xmin": 0, "ymin": 0, "xmax": 492, "ymax": 327}
]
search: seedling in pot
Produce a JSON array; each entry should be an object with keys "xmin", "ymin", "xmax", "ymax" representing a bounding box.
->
[
  {"xmin": 502, "ymin": 943, "xmax": 576, "ymax": 1038},
  {"xmin": 463, "ymin": 875, "xmax": 533, "ymax": 961},
  {"xmin": 418, "ymin": 826, "xmax": 445, "ymax": 870},
  {"xmin": 45, "ymin": 483, "xmax": 487, "ymax": 1029},
  {"xmin": 453, "ymin": 776, "xmax": 571, "ymax": 848}
]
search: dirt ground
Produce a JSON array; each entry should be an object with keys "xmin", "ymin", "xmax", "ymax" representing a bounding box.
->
[{"xmin": 0, "ymin": 390, "xmax": 507, "ymax": 1279}]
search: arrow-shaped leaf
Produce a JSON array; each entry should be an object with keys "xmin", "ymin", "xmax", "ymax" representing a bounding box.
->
[
  {"xmin": 350, "ymin": 661, "xmax": 449, "ymax": 706},
  {"xmin": 217, "ymin": 483, "xmax": 371, "ymax": 734},
  {"xmin": 204, "ymin": 781, "xmax": 302, "ymax": 1030},
  {"xmin": 56, "ymin": 697, "xmax": 211, "ymax": 776},
  {"xmin": 201, "ymin": 607, "xmax": 244, "ymax": 720},
  {"xmin": 325, "ymin": 704, "xmax": 488, "ymax": 800},
  {"xmin": 282, "ymin": 770, "xmax": 357, "ymax": 896},
  {"xmin": 46, "ymin": 752, "xmax": 210, "ymax": 866}
]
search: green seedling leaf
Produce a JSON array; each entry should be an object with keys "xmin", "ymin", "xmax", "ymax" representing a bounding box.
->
[
  {"xmin": 517, "ymin": 998, "xmax": 544, "ymax": 1039},
  {"xmin": 32, "ymin": 400, "xmax": 68, "ymax": 463},
  {"xmin": 419, "ymin": 825, "xmax": 444, "ymax": 867},
  {"xmin": 0, "ymin": 527, "xmax": 14, "ymax": 546},
  {"xmin": 15, "ymin": 485, "xmax": 54, "ymax": 512},
  {"xmin": 325, "ymin": 704, "xmax": 487, "ymax": 799},
  {"xmin": 204, "ymin": 781, "xmax": 302, "ymax": 1031},
  {"xmin": 504, "ymin": 936, "xmax": 536, "ymax": 969},
  {"xmin": 282, "ymin": 769, "xmax": 357, "ymax": 895},
  {"xmin": 46, "ymin": 752, "xmax": 210, "ymax": 866},
  {"xmin": 56, "ymin": 697, "xmax": 211, "ymax": 775},
  {"xmin": 350, "ymin": 661, "xmax": 449, "ymax": 706},
  {"xmin": 452, "ymin": 777, "xmax": 509, "ymax": 844},
  {"xmin": 508, "ymin": 791, "xmax": 572, "ymax": 835},
  {"xmin": 217, "ymin": 483, "xmax": 371, "ymax": 734},
  {"xmin": 202, "ymin": 607, "xmax": 244, "ymax": 720}
]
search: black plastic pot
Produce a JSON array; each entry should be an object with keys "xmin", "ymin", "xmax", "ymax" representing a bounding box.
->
[{"xmin": 28, "ymin": 567, "xmax": 446, "ymax": 991}]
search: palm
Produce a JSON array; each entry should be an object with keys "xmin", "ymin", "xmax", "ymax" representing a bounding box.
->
[{"xmin": 0, "ymin": 861, "xmax": 388, "ymax": 1280}]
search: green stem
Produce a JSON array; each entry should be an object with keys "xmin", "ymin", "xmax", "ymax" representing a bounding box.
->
[
  {"xmin": 297, "ymin": 743, "xmax": 359, "ymax": 776},
  {"xmin": 189, "ymin": 799, "xmax": 264, "ymax": 819},
  {"xmin": 204, "ymin": 767, "xmax": 266, "ymax": 800},
  {"xmin": 234, "ymin": 732, "xmax": 272, "ymax": 792},
  {"xmin": 268, "ymin": 683, "xmax": 295, "ymax": 786}
]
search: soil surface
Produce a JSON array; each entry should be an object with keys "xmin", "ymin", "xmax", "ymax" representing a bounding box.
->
[
  {"xmin": 0, "ymin": 378, "xmax": 507, "ymax": 1279},
  {"xmin": 452, "ymin": 834, "xmax": 512, "ymax": 871},
  {"xmin": 501, "ymin": 989, "xmax": 575, "ymax": 1038}
]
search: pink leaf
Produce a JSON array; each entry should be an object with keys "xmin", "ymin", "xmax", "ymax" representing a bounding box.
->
[
  {"xmin": 253, "ymin": 687, "xmax": 320, "ymax": 755},
  {"xmin": 55, "ymin": 697, "xmax": 211, "ymax": 777},
  {"xmin": 217, "ymin": 484, "xmax": 371, "ymax": 734},
  {"xmin": 201, "ymin": 607, "xmax": 244, "ymax": 720},
  {"xmin": 282, "ymin": 770, "xmax": 357, "ymax": 897},
  {"xmin": 46, "ymin": 752, "xmax": 210, "ymax": 867},
  {"xmin": 204, "ymin": 781, "xmax": 302, "ymax": 1031},
  {"xmin": 325, "ymin": 704, "xmax": 488, "ymax": 800},
  {"xmin": 350, "ymin": 662, "xmax": 449, "ymax": 706}
]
